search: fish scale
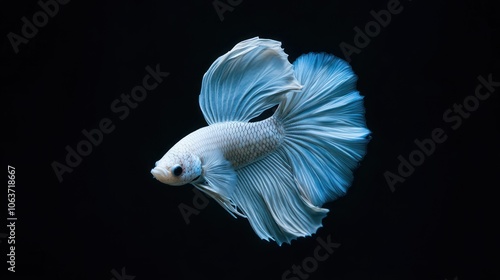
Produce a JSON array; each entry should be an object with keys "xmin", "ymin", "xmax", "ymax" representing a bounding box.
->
[{"xmin": 170, "ymin": 116, "xmax": 284, "ymax": 169}]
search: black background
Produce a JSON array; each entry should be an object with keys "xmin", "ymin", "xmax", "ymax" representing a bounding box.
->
[{"xmin": 2, "ymin": 0, "xmax": 499, "ymax": 279}]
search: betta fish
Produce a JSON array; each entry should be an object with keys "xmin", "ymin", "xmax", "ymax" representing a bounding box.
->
[{"xmin": 151, "ymin": 37, "xmax": 370, "ymax": 245}]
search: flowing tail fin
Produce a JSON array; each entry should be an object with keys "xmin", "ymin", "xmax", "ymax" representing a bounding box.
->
[
  {"xmin": 275, "ymin": 52, "xmax": 371, "ymax": 207},
  {"xmin": 230, "ymin": 52, "xmax": 371, "ymax": 245}
]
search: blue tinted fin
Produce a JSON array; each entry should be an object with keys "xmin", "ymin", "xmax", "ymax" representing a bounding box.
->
[
  {"xmin": 192, "ymin": 149, "xmax": 240, "ymax": 217},
  {"xmin": 199, "ymin": 37, "xmax": 301, "ymax": 125},
  {"xmin": 275, "ymin": 53, "xmax": 371, "ymax": 206},
  {"xmin": 230, "ymin": 150, "xmax": 329, "ymax": 245}
]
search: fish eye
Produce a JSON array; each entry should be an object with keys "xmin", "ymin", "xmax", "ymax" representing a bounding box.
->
[{"xmin": 172, "ymin": 165, "xmax": 183, "ymax": 176}]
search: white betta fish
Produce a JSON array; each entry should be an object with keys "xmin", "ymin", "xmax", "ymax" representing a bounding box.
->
[{"xmin": 151, "ymin": 37, "xmax": 370, "ymax": 245}]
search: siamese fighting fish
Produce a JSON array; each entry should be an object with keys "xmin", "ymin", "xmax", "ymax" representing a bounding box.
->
[{"xmin": 151, "ymin": 37, "xmax": 370, "ymax": 245}]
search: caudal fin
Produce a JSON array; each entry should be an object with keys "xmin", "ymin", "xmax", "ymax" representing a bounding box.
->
[
  {"xmin": 275, "ymin": 53, "xmax": 371, "ymax": 207},
  {"xmin": 231, "ymin": 52, "xmax": 371, "ymax": 245}
]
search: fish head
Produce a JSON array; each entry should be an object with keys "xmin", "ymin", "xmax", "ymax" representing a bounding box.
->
[{"xmin": 151, "ymin": 151, "xmax": 202, "ymax": 186}]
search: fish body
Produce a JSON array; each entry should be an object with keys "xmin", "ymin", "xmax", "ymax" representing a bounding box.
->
[
  {"xmin": 166, "ymin": 118, "xmax": 283, "ymax": 170},
  {"xmin": 151, "ymin": 37, "xmax": 370, "ymax": 245}
]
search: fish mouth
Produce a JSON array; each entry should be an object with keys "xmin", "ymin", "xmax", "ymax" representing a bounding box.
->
[{"xmin": 151, "ymin": 166, "xmax": 170, "ymax": 183}]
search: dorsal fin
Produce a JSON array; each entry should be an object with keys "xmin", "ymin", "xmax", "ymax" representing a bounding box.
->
[{"xmin": 199, "ymin": 37, "xmax": 302, "ymax": 125}]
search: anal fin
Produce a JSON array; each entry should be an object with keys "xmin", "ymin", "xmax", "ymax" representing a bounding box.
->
[{"xmin": 230, "ymin": 149, "xmax": 329, "ymax": 245}]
